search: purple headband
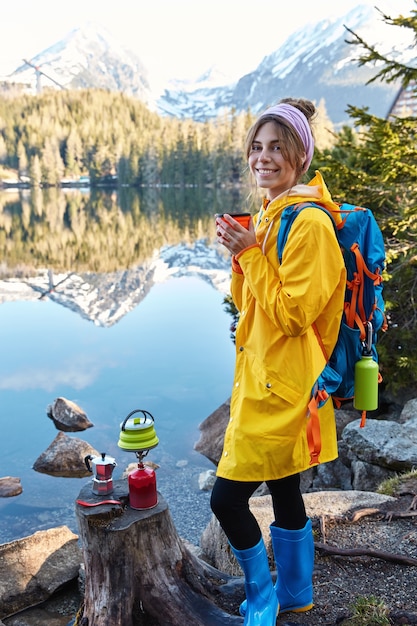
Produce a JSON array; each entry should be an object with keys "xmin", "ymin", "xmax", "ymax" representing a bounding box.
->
[{"xmin": 259, "ymin": 103, "xmax": 314, "ymax": 173}]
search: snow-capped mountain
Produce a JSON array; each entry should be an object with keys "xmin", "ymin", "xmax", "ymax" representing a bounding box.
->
[
  {"xmin": 159, "ymin": 4, "xmax": 408, "ymax": 124},
  {"xmin": 0, "ymin": 241, "xmax": 231, "ymax": 327},
  {"xmin": 3, "ymin": 4, "xmax": 412, "ymax": 125},
  {"xmin": 8, "ymin": 22, "xmax": 154, "ymax": 106},
  {"xmin": 158, "ymin": 66, "xmax": 235, "ymax": 118}
]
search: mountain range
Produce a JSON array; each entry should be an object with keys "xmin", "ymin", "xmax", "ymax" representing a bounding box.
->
[{"xmin": 3, "ymin": 4, "xmax": 411, "ymax": 126}]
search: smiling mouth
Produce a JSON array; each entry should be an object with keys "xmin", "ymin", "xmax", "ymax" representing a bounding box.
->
[{"xmin": 256, "ymin": 168, "xmax": 277, "ymax": 174}]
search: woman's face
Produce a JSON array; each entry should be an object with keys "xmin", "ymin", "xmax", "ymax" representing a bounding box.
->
[{"xmin": 248, "ymin": 121, "xmax": 303, "ymax": 200}]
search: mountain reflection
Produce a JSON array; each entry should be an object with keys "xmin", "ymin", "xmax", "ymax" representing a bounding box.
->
[{"xmin": 0, "ymin": 186, "xmax": 245, "ymax": 326}]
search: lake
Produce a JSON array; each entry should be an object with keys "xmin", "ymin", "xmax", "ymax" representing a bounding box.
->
[{"xmin": 0, "ymin": 186, "xmax": 243, "ymax": 546}]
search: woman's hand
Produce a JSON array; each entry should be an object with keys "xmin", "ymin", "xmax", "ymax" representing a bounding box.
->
[{"xmin": 216, "ymin": 214, "xmax": 257, "ymax": 256}]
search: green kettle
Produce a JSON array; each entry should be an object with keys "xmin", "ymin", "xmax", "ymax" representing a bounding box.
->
[{"xmin": 117, "ymin": 409, "xmax": 159, "ymax": 453}]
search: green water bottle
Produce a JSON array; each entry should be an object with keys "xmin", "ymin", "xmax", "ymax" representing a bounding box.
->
[{"xmin": 353, "ymin": 322, "xmax": 379, "ymax": 411}]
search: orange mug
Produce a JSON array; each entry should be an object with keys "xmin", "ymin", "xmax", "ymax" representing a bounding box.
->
[{"xmin": 215, "ymin": 212, "xmax": 251, "ymax": 229}]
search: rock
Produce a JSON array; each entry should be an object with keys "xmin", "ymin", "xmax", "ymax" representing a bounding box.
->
[
  {"xmin": 342, "ymin": 416, "xmax": 417, "ymax": 472},
  {"xmin": 200, "ymin": 490, "xmax": 396, "ymax": 575},
  {"xmin": 302, "ymin": 489, "xmax": 396, "ymax": 517},
  {"xmin": 47, "ymin": 397, "xmax": 94, "ymax": 432},
  {"xmin": 194, "ymin": 398, "xmax": 230, "ymax": 465},
  {"xmin": 0, "ymin": 476, "xmax": 22, "ymax": 497},
  {"xmin": 33, "ymin": 432, "xmax": 99, "ymax": 478},
  {"xmin": 399, "ymin": 397, "xmax": 417, "ymax": 422},
  {"xmin": 198, "ymin": 469, "xmax": 216, "ymax": 491},
  {"xmin": 0, "ymin": 526, "xmax": 81, "ymax": 620},
  {"xmin": 299, "ymin": 468, "xmax": 315, "ymax": 492},
  {"xmin": 350, "ymin": 458, "xmax": 396, "ymax": 491},
  {"xmin": 312, "ymin": 457, "xmax": 353, "ymax": 491},
  {"xmin": 335, "ymin": 406, "xmax": 361, "ymax": 438}
]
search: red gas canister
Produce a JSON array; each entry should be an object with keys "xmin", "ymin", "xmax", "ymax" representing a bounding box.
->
[{"xmin": 128, "ymin": 462, "xmax": 158, "ymax": 510}]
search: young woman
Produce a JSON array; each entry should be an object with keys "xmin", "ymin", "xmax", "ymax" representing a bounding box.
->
[{"xmin": 211, "ymin": 98, "xmax": 346, "ymax": 625}]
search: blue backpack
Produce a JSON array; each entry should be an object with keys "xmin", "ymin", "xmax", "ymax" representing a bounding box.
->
[{"xmin": 278, "ymin": 202, "xmax": 387, "ymax": 464}]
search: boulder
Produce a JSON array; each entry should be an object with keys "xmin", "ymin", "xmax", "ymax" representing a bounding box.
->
[
  {"xmin": 194, "ymin": 398, "xmax": 230, "ymax": 465},
  {"xmin": 0, "ymin": 476, "xmax": 22, "ymax": 498},
  {"xmin": 47, "ymin": 397, "xmax": 94, "ymax": 432},
  {"xmin": 342, "ymin": 416, "xmax": 417, "ymax": 472},
  {"xmin": 311, "ymin": 456, "xmax": 353, "ymax": 491},
  {"xmin": 349, "ymin": 458, "xmax": 396, "ymax": 491},
  {"xmin": 334, "ymin": 406, "xmax": 361, "ymax": 438},
  {"xmin": 399, "ymin": 397, "xmax": 417, "ymax": 422},
  {"xmin": 33, "ymin": 432, "xmax": 99, "ymax": 478},
  {"xmin": 302, "ymin": 489, "xmax": 396, "ymax": 517},
  {"xmin": 0, "ymin": 526, "xmax": 81, "ymax": 619},
  {"xmin": 198, "ymin": 469, "xmax": 216, "ymax": 491}
]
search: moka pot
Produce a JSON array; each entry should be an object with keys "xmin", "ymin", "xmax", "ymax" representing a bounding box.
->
[{"xmin": 85, "ymin": 452, "xmax": 117, "ymax": 495}]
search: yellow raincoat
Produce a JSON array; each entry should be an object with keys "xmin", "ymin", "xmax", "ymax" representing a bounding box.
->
[{"xmin": 217, "ymin": 171, "xmax": 346, "ymax": 482}]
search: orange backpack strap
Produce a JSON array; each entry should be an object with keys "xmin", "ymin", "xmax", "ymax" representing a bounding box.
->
[
  {"xmin": 346, "ymin": 242, "xmax": 385, "ymax": 338},
  {"xmin": 307, "ymin": 389, "xmax": 329, "ymax": 465},
  {"xmin": 307, "ymin": 323, "xmax": 330, "ymax": 464}
]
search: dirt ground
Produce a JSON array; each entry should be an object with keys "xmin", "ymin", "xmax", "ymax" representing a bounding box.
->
[{"xmin": 277, "ymin": 477, "xmax": 417, "ymax": 626}]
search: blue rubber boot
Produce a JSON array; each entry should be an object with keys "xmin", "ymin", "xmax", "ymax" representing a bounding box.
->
[
  {"xmin": 239, "ymin": 518, "xmax": 314, "ymax": 616},
  {"xmin": 271, "ymin": 518, "xmax": 314, "ymax": 613},
  {"xmin": 230, "ymin": 537, "xmax": 279, "ymax": 626}
]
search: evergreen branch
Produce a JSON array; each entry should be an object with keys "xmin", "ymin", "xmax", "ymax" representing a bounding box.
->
[{"xmin": 344, "ymin": 5, "xmax": 417, "ymax": 87}]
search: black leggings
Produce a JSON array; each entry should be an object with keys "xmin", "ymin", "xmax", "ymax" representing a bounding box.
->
[{"xmin": 210, "ymin": 474, "xmax": 307, "ymax": 550}]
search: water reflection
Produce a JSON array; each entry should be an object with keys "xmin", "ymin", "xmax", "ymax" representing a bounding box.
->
[
  {"xmin": 0, "ymin": 187, "xmax": 242, "ymax": 545},
  {"xmin": 0, "ymin": 185, "xmax": 247, "ymax": 273}
]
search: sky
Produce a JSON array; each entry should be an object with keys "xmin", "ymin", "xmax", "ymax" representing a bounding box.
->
[{"xmin": 0, "ymin": 0, "xmax": 415, "ymax": 90}]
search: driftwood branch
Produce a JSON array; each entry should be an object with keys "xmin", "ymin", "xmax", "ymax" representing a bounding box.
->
[
  {"xmin": 384, "ymin": 509, "xmax": 417, "ymax": 521},
  {"xmin": 319, "ymin": 505, "xmax": 417, "ymax": 545},
  {"xmin": 348, "ymin": 504, "xmax": 417, "ymax": 523},
  {"xmin": 315, "ymin": 541, "xmax": 417, "ymax": 566}
]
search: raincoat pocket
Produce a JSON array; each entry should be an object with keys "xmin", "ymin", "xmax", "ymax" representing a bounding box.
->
[{"xmin": 250, "ymin": 353, "xmax": 304, "ymax": 406}]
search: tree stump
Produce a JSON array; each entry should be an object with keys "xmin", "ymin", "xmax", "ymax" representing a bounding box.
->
[{"xmin": 76, "ymin": 479, "xmax": 243, "ymax": 626}]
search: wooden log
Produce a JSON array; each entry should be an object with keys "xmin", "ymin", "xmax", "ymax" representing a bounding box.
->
[{"xmin": 76, "ymin": 479, "xmax": 243, "ymax": 626}]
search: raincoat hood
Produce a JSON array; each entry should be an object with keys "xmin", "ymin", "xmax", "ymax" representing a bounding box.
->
[{"xmin": 266, "ymin": 170, "xmax": 343, "ymax": 226}]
